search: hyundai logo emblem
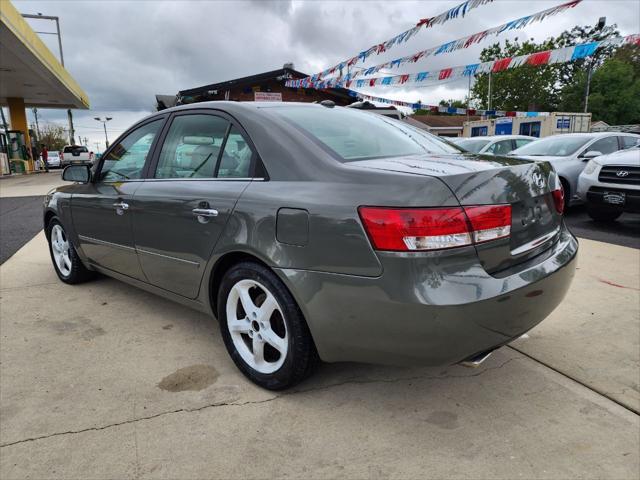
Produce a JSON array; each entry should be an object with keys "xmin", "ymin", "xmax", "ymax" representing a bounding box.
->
[
  {"xmin": 532, "ymin": 172, "xmax": 545, "ymax": 189},
  {"xmin": 616, "ymin": 170, "xmax": 630, "ymax": 177}
]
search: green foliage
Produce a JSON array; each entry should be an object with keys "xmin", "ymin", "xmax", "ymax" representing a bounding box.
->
[
  {"xmin": 438, "ymin": 99, "xmax": 467, "ymax": 108},
  {"xmin": 559, "ymin": 45, "xmax": 640, "ymax": 124},
  {"xmin": 39, "ymin": 124, "xmax": 67, "ymax": 151},
  {"xmin": 470, "ymin": 24, "xmax": 625, "ymax": 117}
]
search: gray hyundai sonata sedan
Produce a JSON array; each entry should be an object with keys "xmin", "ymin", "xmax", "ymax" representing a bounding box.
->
[{"xmin": 44, "ymin": 102, "xmax": 578, "ymax": 389}]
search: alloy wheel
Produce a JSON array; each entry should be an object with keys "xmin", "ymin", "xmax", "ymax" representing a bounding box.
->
[
  {"xmin": 226, "ymin": 279, "xmax": 288, "ymax": 374},
  {"xmin": 51, "ymin": 224, "xmax": 72, "ymax": 277}
]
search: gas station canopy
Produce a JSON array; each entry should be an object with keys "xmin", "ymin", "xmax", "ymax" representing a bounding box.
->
[{"xmin": 0, "ymin": 1, "xmax": 89, "ymax": 109}]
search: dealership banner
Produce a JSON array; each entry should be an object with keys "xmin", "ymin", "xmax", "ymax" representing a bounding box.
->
[
  {"xmin": 299, "ymin": 0, "xmax": 584, "ymax": 85},
  {"xmin": 286, "ymin": 34, "xmax": 639, "ymax": 90}
]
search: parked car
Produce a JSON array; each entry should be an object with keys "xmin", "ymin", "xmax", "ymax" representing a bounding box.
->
[
  {"xmin": 46, "ymin": 150, "xmax": 61, "ymax": 168},
  {"xmin": 455, "ymin": 135, "xmax": 535, "ymax": 155},
  {"xmin": 61, "ymin": 145, "xmax": 94, "ymax": 166},
  {"xmin": 577, "ymin": 146, "xmax": 640, "ymax": 221},
  {"xmin": 44, "ymin": 102, "xmax": 577, "ymax": 390},
  {"xmin": 509, "ymin": 132, "xmax": 640, "ymax": 206}
]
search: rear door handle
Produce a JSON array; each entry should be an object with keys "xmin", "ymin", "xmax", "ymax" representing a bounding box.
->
[
  {"xmin": 192, "ymin": 208, "xmax": 218, "ymax": 223},
  {"xmin": 113, "ymin": 201, "xmax": 129, "ymax": 215},
  {"xmin": 192, "ymin": 208, "xmax": 218, "ymax": 217}
]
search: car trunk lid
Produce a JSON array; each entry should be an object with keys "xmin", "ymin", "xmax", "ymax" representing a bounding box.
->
[{"xmin": 349, "ymin": 153, "xmax": 563, "ymax": 273}]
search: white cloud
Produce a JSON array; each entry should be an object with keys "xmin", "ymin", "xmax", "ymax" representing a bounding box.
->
[{"xmin": 9, "ymin": 0, "xmax": 639, "ymax": 148}]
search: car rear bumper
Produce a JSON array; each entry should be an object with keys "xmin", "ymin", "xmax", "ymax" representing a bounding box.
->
[
  {"xmin": 586, "ymin": 187, "xmax": 640, "ymax": 213},
  {"xmin": 276, "ymin": 224, "xmax": 578, "ymax": 366}
]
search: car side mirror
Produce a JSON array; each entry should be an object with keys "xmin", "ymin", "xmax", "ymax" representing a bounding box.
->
[
  {"xmin": 581, "ymin": 150, "xmax": 603, "ymax": 160},
  {"xmin": 62, "ymin": 164, "xmax": 91, "ymax": 183}
]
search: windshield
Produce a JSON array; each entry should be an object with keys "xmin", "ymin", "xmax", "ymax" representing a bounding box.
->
[
  {"xmin": 511, "ymin": 136, "xmax": 590, "ymax": 156},
  {"xmin": 456, "ymin": 138, "xmax": 491, "ymax": 153},
  {"xmin": 270, "ymin": 106, "xmax": 461, "ymax": 161}
]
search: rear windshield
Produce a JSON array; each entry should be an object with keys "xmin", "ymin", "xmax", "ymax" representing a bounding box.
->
[
  {"xmin": 270, "ymin": 106, "xmax": 461, "ymax": 161},
  {"xmin": 456, "ymin": 138, "xmax": 491, "ymax": 153},
  {"xmin": 511, "ymin": 136, "xmax": 590, "ymax": 156},
  {"xmin": 63, "ymin": 146, "xmax": 88, "ymax": 153}
]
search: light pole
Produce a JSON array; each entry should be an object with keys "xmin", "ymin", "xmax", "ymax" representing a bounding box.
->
[
  {"xmin": 94, "ymin": 117, "xmax": 112, "ymax": 149},
  {"xmin": 584, "ymin": 17, "xmax": 607, "ymax": 113},
  {"xmin": 22, "ymin": 12, "xmax": 75, "ymax": 145}
]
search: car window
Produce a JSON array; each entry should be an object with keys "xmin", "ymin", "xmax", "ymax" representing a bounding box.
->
[
  {"xmin": 457, "ymin": 138, "xmax": 491, "ymax": 153},
  {"xmin": 63, "ymin": 146, "xmax": 88, "ymax": 154},
  {"xmin": 270, "ymin": 106, "xmax": 460, "ymax": 161},
  {"xmin": 488, "ymin": 140, "xmax": 513, "ymax": 155},
  {"xmin": 155, "ymin": 115, "xmax": 230, "ymax": 179},
  {"xmin": 514, "ymin": 139, "xmax": 532, "ymax": 148},
  {"xmin": 584, "ymin": 136, "xmax": 619, "ymax": 157},
  {"xmin": 512, "ymin": 136, "xmax": 591, "ymax": 156},
  {"xmin": 217, "ymin": 126, "xmax": 254, "ymax": 178},
  {"xmin": 621, "ymin": 136, "xmax": 640, "ymax": 149},
  {"xmin": 99, "ymin": 120, "xmax": 162, "ymax": 182}
]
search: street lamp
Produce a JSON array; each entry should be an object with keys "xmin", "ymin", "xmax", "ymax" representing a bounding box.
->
[{"xmin": 94, "ymin": 117, "xmax": 112, "ymax": 149}]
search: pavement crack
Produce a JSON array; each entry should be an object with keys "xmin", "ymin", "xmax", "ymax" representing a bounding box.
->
[{"xmin": 0, "ymin": 356, "xmax": 522, "ymax": 449}]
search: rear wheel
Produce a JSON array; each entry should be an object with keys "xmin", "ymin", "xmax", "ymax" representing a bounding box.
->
[
  {"xmin": 586, "ymin": 204, "xmax": 622, "ymax": 222},
  {"xmin": 218, "ymin": 261, "xmax": 318, "ymax": 390},
  {"xmin": 47, "ymin": 218, "xmax": 95, "ymax": 284}
]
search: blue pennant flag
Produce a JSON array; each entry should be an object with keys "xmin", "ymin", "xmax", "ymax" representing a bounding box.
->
[
  {"xmin": 390, "ymin": 58, "xmax": 402, "ymax": 68},
  {"xmin": 416, "ymin": 72, "xmax": 429, "ymax": 82},
  {"xmin": 382, "ymin": 77, "xmax": 392, "ymax": 85},
  {"xmin": 463, "ymin": 64, "xmax": 479, "ymax": 76},
  {"xmin": 571, "ymin": 42, "xmax": 599, "ymax": 60},
  {"xmin": 356, "ymin": 79, "xmax": 365, "ymax": 88},
  {"xmin": 435, "ymin": 41, "xmax": 455, "ymax": 55}
]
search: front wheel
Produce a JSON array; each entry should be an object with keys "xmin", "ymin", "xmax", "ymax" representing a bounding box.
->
[
  {"xmin": 47, "ymin": 218, "xmax": 95, "ymax": 284},
  {"xmin": 218, "ymin": 262, "xmax": 318, "ymax": 390},
  {"xmin": 586, "ymin": 204, "xmax": 622, "ymax": 222}
]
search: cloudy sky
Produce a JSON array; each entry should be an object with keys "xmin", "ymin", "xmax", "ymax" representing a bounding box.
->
[{"xmin": 10, "ymin": 0, "xmax": 640, "ymax": 151}]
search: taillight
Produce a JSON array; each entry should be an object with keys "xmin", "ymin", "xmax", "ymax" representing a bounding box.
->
[
  {"xmin": 358, "ymin": 205, "xmax": 511, "ymax": 252},
  {"xmin": 551, "ymin": 188, "xmax": 564, "ymax": 215}
]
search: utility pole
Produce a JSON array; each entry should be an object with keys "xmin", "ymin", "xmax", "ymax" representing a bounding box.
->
[
  {"xmin": 22, "ymin": 13, "xmax": 74, "ymax": 144},
  {"xmin": 94, "ymin": 117, "xmax": 112, "ymax": 149},
  {"xmin": 487, "ymin": 71, "xmax": 492, "ymax": 111},
  {"xmin": 584, "ymin": 17, "xmax": 606, "ymax": 113},
  {"xmin": 31, "ymin": 108, "xmax": 41, "ymax": 138}
]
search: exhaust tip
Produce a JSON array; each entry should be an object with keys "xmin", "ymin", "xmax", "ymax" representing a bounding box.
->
[{"xmin": 459, "ymin": 349, "xmax": 495, "ymax": 368}]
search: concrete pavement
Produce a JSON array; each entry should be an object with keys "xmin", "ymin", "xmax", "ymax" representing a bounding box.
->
[
  {"xmin": 0, "ymin": 171, "xmax": 66, "ymax": 199},
  {"xmin": 0, "ymin": 234, "xmax": 638, "ymax": 479}
]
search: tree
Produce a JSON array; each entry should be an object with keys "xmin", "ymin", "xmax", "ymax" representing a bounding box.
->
[
  {"xmin": 470, "ymin": 24, "xmax": 621, "ymax": 112},
  {"xmin": 439, "ymin": 99, "xmax": 467, "ymax": 108},
  {"xmin": 38, "ymin": 124, "xmax": 67, "ymax": 151},
  {"xmin": 559, "ymin": 45, "xmax": 640, "ymax": 124}
]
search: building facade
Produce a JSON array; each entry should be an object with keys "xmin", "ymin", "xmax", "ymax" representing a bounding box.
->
[{"xmin": 462, "ymin": 112, "xmax": 592, "ymax": 138}]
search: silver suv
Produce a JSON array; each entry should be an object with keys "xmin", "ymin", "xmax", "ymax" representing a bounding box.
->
[{"xmin": 577, "ymin": 146, "xmax": 640, "ymax": 222}]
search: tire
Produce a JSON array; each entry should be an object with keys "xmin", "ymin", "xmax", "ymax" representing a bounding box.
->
[
  {"xmin": 217, "ymin": 261, "xmax": 318, "ymax": 390},
  {"xmin": 46, "ymin": 217, "xmax": 95, "ymax": 284},
  {"xmin": 586, "ymin": 204, "xmax": 622, "ymax": 222}
]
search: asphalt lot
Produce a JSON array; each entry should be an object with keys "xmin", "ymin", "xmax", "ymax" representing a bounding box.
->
[{"xmin": 0, "ymin": 172, "xmax": 639, "ymax": 479}]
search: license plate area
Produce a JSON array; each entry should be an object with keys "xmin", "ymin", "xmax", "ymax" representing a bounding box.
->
[{"xmin": 603, "ymin": 191, "xmax": 625, "ymax": 205}]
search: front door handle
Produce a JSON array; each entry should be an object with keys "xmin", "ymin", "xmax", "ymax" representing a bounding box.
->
[
  {"xmin": 113, "ymin": 201, "xmax": 129, "ymax": 215},
  {"xmin": 192, "ymin": 208, "xmax": 219, "ymax": 223}
]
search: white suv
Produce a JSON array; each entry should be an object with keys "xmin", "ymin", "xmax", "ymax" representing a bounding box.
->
[
  {"xmin": 577, "ymin": 146, "xmax": 640, "ymax": 221},
  {"xmin": 61, "ymin": 145, "xmax": 93, "ymax": 166}
]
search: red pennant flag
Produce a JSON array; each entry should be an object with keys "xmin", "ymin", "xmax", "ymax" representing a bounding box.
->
[
  {"xmin": 377, "ymin": 43, "xmax": 386, "ymax": 54},
  {"xmin": 399, "ymin": 74, "xmax": 410, "ymax": 84},
  {"xmin": 369, "ymin": 78, "xmax": 377, "ymax": 87},
  {"xmin": 467, "ymin": 109, "xmax": 476, "ymax": 115},
  {"xmin": 492, "ymin": 57, "xmax": 513, "ymax": 73},
  {"xmin": 345, "ymin": 80, "xmax": 352, "ymax": 88},
  {"xmin": 506, "ymin": 111, "xmax": 517, "ymax": 117},
  {"xmin": 526, "ymin": 50, "xmax": 552, "ymax": 66},
  {"xmin": 430, "ymin": 106, "xmax": 438, "ymax": 112},
  {"xmin": 416, "ymin": 17, "xmax": 433, "ymax": 27},
  {"xmin": 439, "ymin": 68, "xmax": 453, "ymax": 80},
  {"xmin": 412, "ymin": 52, "xmax": 425, "ymax": 63}
]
